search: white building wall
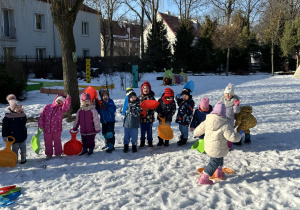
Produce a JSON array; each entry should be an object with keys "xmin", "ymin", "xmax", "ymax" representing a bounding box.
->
[{"xmin": 0, "ymin": 0, "xmax": 100, "ymax": 59}]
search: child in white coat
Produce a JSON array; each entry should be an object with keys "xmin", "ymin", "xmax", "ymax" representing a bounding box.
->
[{"xmin": 194, "ymin": 102, "xmax": 243, "ymax": 185}]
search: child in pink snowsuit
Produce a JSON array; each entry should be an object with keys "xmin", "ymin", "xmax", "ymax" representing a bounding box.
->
[
  {"xmin": 73, "ymin": 92, "xmax": 101, "ymax": 156},
  {"xmin": 38, "ymin": 94, "xmax": 71, "ymax": 160}
]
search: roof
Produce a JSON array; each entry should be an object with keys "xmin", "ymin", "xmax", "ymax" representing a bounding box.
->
[
  {"xmin": 158, "ymin": 12, "xmax": 180, "ymax": 35},
  {"xmin": 39, "ymin": 0, "xmax": 100, "ymax": 15}
]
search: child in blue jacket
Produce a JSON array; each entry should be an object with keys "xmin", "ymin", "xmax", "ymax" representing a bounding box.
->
[
  {"xmin": 95, "ymin": 89, "xmax": 116, "ymax": 153},
  {"xmin": 190, "ymin": 97, "xmax": 212, "ymax": 139},
  {"xmin": 175, "ymin": 88, "xmax": 195, "ymax": 146}
]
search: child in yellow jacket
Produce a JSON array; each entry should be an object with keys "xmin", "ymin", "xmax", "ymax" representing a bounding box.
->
[{"xmin": 234, "ymin": 105, "xmax": 257, "ymax": 144}]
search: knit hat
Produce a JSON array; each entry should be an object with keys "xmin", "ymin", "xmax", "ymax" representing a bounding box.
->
[
  {"xmin": 211, "ymin": 102, "xmax": 226, "ymax": 118},
  {"xmin": 80, "ymin": 92, "xmax": 91, "ymax": 102},
  {"xmin": 126, "ymin": 88, "xmax": 134, "ymax": 96},
  {"xmin": 99, "ymin": 89, "xmax": 109, "ymax": 99},
  {"xmin": 181, "ymin": 88, "xmax": 191, "ymax": 96},
  {"xmin": 55, "ymin": 96, "xmax": 66, "ymax": 104},
  {"xmin": 128, "ymin": 91, "xmax": 137, "ymax": 100},
  {"xmin": 6, "ymin": 94, "xmax": 16, "ymax": 103},
  {"xmin": 141, "ymin": 81, "xmax": 151, "ymax": 93},
  {"xmin": 200, "ymin": 97, "xmax": 209, "ymax": 110},
  {"xmin": 164, "ymin": 88, "xmax": 174, "ymax": 97},
  {"xmin": 224, "ymin": 83, "xmax": 234, "ymax": 95}
]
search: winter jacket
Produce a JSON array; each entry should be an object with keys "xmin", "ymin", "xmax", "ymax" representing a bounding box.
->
[
  {"xmin": 234, "ymin": 105, "xmax": 257, "ymax": 133},
  {"xmin": 194, "ymin": 114, "xmax": 242, "ymax": 158},
  {"xmin": 156, "ymin": 95, "xmax": 176, "ymax": 123},
  {"xmin": 38, "ymin": 95, "xmax": 71, "ymax": 134},
  {"xmin": 190, "ymin": 105, "xmax": 213, "ymax": 128},
  {"xmin": 138, "ymin": 91, "xmax": 156, "ymax": 123},
  {"xmin": 123, "ymin": 99, "xmax": 141, "ymax": 129},
  {"xmin": 219, "ymin": 95, "xmax": 241, "ymax": 126},
  {"xmin": 175, "ymin": 95, "xmax": 195, "ymax": 126},
  {"xmin": 96, "ymin": 98, "xmax": 116, "ymax": 124},
  {"xmin": 2, "ymin": 109, "xmax": 27, "ymax": 143},
  {"xmin": 73, "ymin": 106, "xmax": 101, "ymax": 135}
]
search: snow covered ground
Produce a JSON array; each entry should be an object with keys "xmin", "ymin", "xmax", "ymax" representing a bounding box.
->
[{"xmin": 1, "ymin": 72, "xmax": 300, "ymax": 209}]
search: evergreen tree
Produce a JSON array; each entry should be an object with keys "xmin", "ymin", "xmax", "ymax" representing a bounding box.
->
[
  {"xmin": 172, "ymin": 22, "xmax": 194, "ymax": 72},
  {"xmin": 281, "ymin": 17, "xmax": 300, "ymax": 70},
  {"xmin": 141, "ymin": 21, "xmax": 172, "ymax": 72},
  {"xmin": 192, "ymin": 16, "xmax": 224, "ymax": 73}
]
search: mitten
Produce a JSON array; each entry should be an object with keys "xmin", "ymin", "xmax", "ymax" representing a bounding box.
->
[
  {"xmin": 239, "ymin": 129, "xmax": 245, "ymax": 137},
  {"xmin": 72, "ymin": 128, "xmax": 77, "ymax": 132},
  {"xmin": 234, "ymin": 99, "xmax": 240, "ymax": 106}
]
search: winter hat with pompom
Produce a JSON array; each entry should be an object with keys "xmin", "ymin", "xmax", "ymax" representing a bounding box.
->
[
  {"xmin": 55, "ymin": 96, "xmax": 66, "ymax": 104},
  {"xmin": 164, "ymin": 88, "xmax": 174, "ymax": 98},
  {"xmin": 224, "ymin": 83, "xmax": 234, "ymax": 95}
]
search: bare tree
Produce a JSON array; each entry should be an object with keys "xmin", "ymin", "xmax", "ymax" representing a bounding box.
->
[
  {"xmin": 51, "ymin": 0, "xmax": 84, "ymax": 113},
  {"xmin": 123, "ymin": 0, "xmax": 148, "ymax": 58},
  {"xmin": 99, "ymin": 0, "xmax": 123, "ymax": 57},
  {"xmin": 170, "ymin": 0, "xmax": 207, "ymax": 21},
  {"xmin": 211, "ymin": 0, "xmax": 237, "ymax": 75},
  {"xmin": 258, "ymin": 0, "xmax": 289, "ymax": 76}
]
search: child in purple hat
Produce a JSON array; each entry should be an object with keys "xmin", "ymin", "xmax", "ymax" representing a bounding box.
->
[{"xmin": 194, "ymin": 101, "xmax": 244, "ymax": 185}]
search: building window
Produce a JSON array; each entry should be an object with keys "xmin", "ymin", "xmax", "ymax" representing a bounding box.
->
[
  {"xmin": 2, "ymin": 9, "xmax": 16, "ymax": 38},
  {"xmin": 83, "ymin": 49, "xmax": 90, "ymax": 57},
  {"xmin": 82, "ymin": 22, "xmax": 89, "ymax": 36},
  {"xmin": 35, "ymin": 14, "xmax": 45, "ymax": 30},
  {"xmin": 36, "ymin": 48, "xmax": 46, "ymax": 59}
]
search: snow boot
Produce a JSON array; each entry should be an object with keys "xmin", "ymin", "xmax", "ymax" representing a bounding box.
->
[
  {"xmin": 46, "ymin": 156, "xmax": 52, "ymax": 160},
  {"xmin": 233, "ymin": 140, "xmax": 242, "ymax": 146},
  {"xmin": 101, "ymin": 139, "xmax": 108, "ymax": 150},
  {"xmin": 244, "ymin": 133, "xmax": 251, "ymax": 144},
  {"xmin": 164, "ymin": 140, "xmax": 169, "ymax": 147},
  {"xmin": 199, "ymin": 172, "xmax": 213, "ymax": 185},
  {"xmin": 214, "ymin": 167, "xmax": 225, "ymax": 179},
  {"xmin": 139, "ymin": 140, "xmax": 145, "ymax": 148},
  {"xmin": 157, "ymin": 137, "xmax": 164, "ymax": 146},
  {"xmin": 87, "ymin": 148, "xmax": 94, "ymax": 156},
  {"xmin": 79, "ymin": 148, "xmax": 88, "ymax": 155},
  {"xmin": 132, "ymin": 145, "xmax": 137, "ymax": 153},
  {"xmin": 177, "ymin": 135, "xmax": 183, "ymax": 145},
  {"xmin": 20, "ymin": 153, "xmax": 26, "ymax": 164},
  {"xmin": 178, "ymin": 138, "xmax": 187, "ymax": 146},
  {"xmin": 148, "ymin": 141, "xmax": 153, "ymax": 148},
  {"xmin": 123, "ymin": 144, "xmax": 129, "ymax": 153},
  {"xmin": 106, "ymin": 144, "xmax": 115, "ymax": 153}
]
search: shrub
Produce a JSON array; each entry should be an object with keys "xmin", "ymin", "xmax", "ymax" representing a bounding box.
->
[{"xmin": 0, "ymin": 68, "xmax": 27, "ymax": 104}]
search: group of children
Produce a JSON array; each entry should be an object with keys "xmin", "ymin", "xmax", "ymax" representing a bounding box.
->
[{"xmin": 2, "ymin": 82, "xmax": 257, "ymax": 185}]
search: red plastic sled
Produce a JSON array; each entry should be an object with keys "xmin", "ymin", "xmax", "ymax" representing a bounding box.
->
[
  {"xmin": 63, "ymin": 129, "xmax": 83, "ymax": 156},
  {"xmin": 0, "ymin": 185, "xmax": 16, "ymax": 195},
  {"xmin": 84, "ymin": 86, "xmax": 98, "ymax": 102},
  {"xmin": 140, "ymin": 100, "xmax": 160, "ymax": 118}
]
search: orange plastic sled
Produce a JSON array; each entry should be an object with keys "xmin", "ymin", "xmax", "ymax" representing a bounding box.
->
[
  {"xmin": 140, "ymin": 100, "xmax": 160, "ymax": 118},
  {"xmin": 0, "ymin": 136, "xmax": 17, "ymax": 168},
  {"xmin": 84, "ymin": 86, "xmax": 98, "ymax": 102},
  {"xmin": 197, "ymin": 167, "xmax": 234, "ymax": 180},
  {"xmin": 158, "ymin": 115, "xmax": 174, "ymax": 140},
  {"xmin": 63, "ymin": 129, "xmax": 83, "ymax": 156}
]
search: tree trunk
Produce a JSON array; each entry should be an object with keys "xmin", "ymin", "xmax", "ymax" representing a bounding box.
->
[
  {"xmin": 51, "ymin": 1, "xmax": 82, "ymax": 114},
  {"xmin": 56, "ymin": 23, "xmax": 80, "ymax": 113},
  {"xmin": 140, "ymin": 7, "xmax": 145, "ymax": 58},
  {"xmin": 271, "ymin": 42, "xmax": 274, "ymax": 76},
  {"xmin": 296, "ymin": 50, "xmax": 299, "ymax": 69},
  {"xmin": 226, "ymin": 48, "xmax": 230, "ymax": 76}
]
